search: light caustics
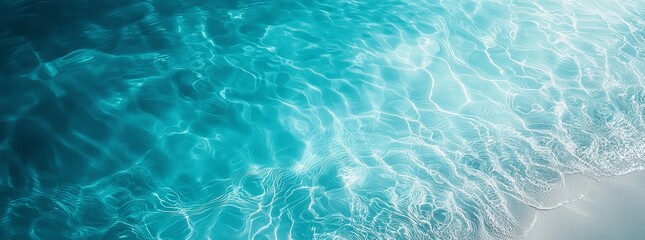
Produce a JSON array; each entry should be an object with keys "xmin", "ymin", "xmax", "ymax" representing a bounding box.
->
[{"xmin": 0, "ymin": 0, "xmax": 644, "ymax": 239}]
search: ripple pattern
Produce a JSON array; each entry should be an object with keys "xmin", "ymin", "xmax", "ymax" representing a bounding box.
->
[{"xmin": 1, "ymin": 0, "xmax": 644, "ymax": 239}]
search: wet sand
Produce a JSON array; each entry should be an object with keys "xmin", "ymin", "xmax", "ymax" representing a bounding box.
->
[{"xmin": 525, "ymin": 171, "xmax": 645, "ymax": 240}]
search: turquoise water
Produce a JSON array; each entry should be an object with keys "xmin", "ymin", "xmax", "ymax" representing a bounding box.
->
[{"xmin": 1, "ymin": 0, "xmax": 644, "ymax": 239}]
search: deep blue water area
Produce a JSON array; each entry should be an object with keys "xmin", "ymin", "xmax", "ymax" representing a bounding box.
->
[{"xmin": 1, "ymin": 0, "xmax": 644, "ymax": 239}]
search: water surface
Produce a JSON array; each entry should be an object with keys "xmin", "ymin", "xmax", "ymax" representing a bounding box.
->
[{"xmin": 1, "ymin": 0, "xmax": 644, "ymax": 239}]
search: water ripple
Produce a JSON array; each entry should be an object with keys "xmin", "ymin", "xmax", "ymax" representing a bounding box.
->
[{"xmin": 1, "ymin": 0, "xmax": 644, "ymax": 239}]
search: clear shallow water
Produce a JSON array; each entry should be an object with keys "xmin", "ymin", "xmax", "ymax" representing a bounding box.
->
[{"xmin": 0, "ymin": 0, "xmax": 643, "ymax": 239}]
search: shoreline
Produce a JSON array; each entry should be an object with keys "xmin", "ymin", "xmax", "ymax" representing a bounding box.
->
[{"xmin": 524, "ymin": 171, "xmax": 645, "ymax": 240}]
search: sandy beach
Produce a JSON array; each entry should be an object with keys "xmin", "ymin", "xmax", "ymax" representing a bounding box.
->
[{"xmin": 524, "ymin": 171, "xmax": 645, "ymax": 240}]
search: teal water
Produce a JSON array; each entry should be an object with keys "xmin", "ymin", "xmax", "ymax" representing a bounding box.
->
[{"xmin": 1, "ymin": 0, "xmax": 644, "ymax": 239}]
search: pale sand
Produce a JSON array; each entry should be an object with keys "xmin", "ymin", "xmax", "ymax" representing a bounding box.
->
[{"xmin": 524, "ymin": 171, "xmax": 645, "ymax": 240}]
